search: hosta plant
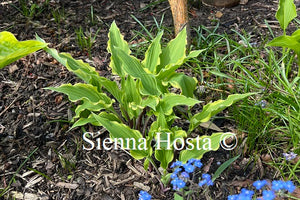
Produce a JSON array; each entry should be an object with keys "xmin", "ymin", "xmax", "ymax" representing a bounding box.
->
[{"xmin": 0, "ymin": 22, "xmax": 254, "ymax": 174}]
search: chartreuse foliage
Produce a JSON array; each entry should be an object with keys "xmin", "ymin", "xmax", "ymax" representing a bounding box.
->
[
  {"xmin": 0, "ymin": 22, "xmax": 254, "ymax": 173},
  {"xmin": 0, "ymin": 31, "xmax": 47, "ymax": 69},
  {"xmin": 267, "ymin": 0, "xmax": 300, "ymax": 68}
]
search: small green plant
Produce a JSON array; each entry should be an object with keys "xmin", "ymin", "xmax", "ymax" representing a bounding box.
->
[
  {"xmin": 75, "ymin": 26, "xmax": 100, "ymax": 58},
  {"xmin": 89, "ymin": 5, "xmax": 95, "ymax": 26},
  {"xmin": 11, "ymin": 0, "xmax": 49, "ymax": 19},
  {"xmin": 51, "ymin": 7, "xmax": 65, "ymax": 24},
  {"xmin": 0, "ymin": 148, "xmax": 38, "ymax": 197}
]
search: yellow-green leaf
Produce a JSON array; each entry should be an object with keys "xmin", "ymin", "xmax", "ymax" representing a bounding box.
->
[
  {"xmin": 0, "ymin": 31, "xmax": 47, "ymax": 69},
  {"xmin": 189, "ymin": 93, "xmax": 255, "ymax": 132},
  {"xmin": 276, "ymin": 0, "xmax": 297, "ymax": 32}
]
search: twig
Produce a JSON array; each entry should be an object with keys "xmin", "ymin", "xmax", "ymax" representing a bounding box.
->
[{"xmin": 0, "ymin": 95, "xmax": 20, "ymax": 117}]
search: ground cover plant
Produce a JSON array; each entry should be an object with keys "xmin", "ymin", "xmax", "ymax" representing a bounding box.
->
[{"xmin": 0, "ymin": 0, "xmax": 299, "ymax": 199}]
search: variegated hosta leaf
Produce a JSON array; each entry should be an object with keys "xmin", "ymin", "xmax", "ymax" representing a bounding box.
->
[
  {"xmin": 107, "ymin": 21, "xmax": 131, "ymax": 76},
  {"xmin": 189, "ymin": 93, "xmax": 256, "ymax": 132},
  {"xmin": 74, "ymin": 98, "xmax": 113, "ymax": 119},
  {"xmin": 0, "ymin": 31, "xmax": 47, "ymax": 69},
  {"xmin": 179, "ymin": 132, "xmax": 230, "ymax": 162},
  {"xmin": 113, "ymin": 47, "xmax": 161, "ymax": 96},
  {"xmin": 153, "ymin": 129, "xmax": 187, "ymax": 170},
  {"xmin": 157, "ymin": 28, "xmax": 187, "ymax": 73},
  {"xmin": 156, "ymin": 49, "xmax": 204, "ymax": 81},
  {"xmin": 167, "ymin": 72, "xmax": 198, "ymax": 98},
  {"xmin": 121, "ymin": 76, "xmax": 142, "ymax": 119},
  {"xmin": 142, "ymin": 31, "xmax": 163, "ymax": 73},
  {"xmin": 71, "ymin": 112, "xmax": 121, "ymax": 129},
  {"xmin": 92, "ymin": 113, "xmax": 150, "ymax": 160},
  {"xmin": 46, "ymin": 83, "xmax": 113, "ymax": 103},
  {"xmin": 157, "ymin": 93, "xmax": 200, "ymax": 116}
]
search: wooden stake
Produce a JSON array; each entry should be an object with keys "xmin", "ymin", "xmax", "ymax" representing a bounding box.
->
[{"xmin": 168, "ymin": 0, "xmax": 190, "ymax": 45}]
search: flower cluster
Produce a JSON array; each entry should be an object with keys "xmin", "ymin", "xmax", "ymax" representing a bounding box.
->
[
  {"xmin": 170, "ymin": 158, "xmax": 213, "ymax": 191},
  {"xmin": 283, "ymin": 152, "xmax": 297, "ymax": 161},
  {"xmin": 138, "ymin": 190, "xmax": 152, "ymax": 200},
  {"xmin": 228, "ymin": 179, "xmax": 296, "ymax": 200}
]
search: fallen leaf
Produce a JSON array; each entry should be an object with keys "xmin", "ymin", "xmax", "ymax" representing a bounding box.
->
[
  {"xmin": 230, "ymin": 179, "xmax": 253, "ymax": 187},
  {"xmin": 292, "ymin": 187, "xmax": 300, "ymax": 198},
  {"xmin": 8, "ymin": 64, "xmax": 18, "ymax": 74},
  {"xmin": 215, "ymin": 11, "xmax": 223, "ymax": 18}
]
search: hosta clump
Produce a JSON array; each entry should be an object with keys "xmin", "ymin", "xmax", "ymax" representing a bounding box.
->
[
  {"xmin": 0, "ymin": 22, "xmax": 254, "ymax": 172},
  {"xmin": 37, "ymin": 22, "xmax": 254, "ymax": 171}
]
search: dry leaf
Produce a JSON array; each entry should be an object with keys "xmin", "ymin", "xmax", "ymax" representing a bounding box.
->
[
  {"xmin": 200, "ymin": 121, "xmax": 223, "ymax": 132},
  {"xmin": 215, "ymin": 11, "xmax": 223, "ymax": 18},
  {"xmin": 230, "ymin": 179, "xmax": 253, "ymax": 187},
  {"xmin": 8, "ymin": 64, "xmax": 19, "ymax": 74},
  {"xmin": 292, "ymin": 187, "xmax": 300, "ymax": 198}
]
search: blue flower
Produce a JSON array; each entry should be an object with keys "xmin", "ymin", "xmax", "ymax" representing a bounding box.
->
[
  {"xmin": 180, "ymin": 171, "xmax": 190, "ymax": 179},
  {"xmin": 183, "ymin": 163, "xmax": 195, "ymax": 173},
  {"xmin": 198, "ymin": 173, "xmax": 213, "ymax": 187},
  {"xmin": 283, "ymin": 180, "xmax": 296, "ymax": 193},
  {"xmin": 240, "ymin": 188, "xmax": 254, "ymax": 197},
  {"xmin": 171, "ymin": 178, "xmax": 186, "ymax": 190},
  {"xmin": 271, "ymin": 180, "xmax": 285, "ymax": 191},
  {"xmin": 173, "ymin": 167, "xmax": 182, "ymax": 174},
  {"xmin": 227, "ymin": 195, "xmax": 238, "ymax": 200},
  {"xmin": 202, "ymin": 173, "xmax": 211, "ymax": 180},
  {"xmin": 170, "ymin": 161, "xmax": 182, "ymax": 168},
  {"xmin": 170, "ymin": 172, "xmax": 177, "ymax": 179},
  {"xmin": 283, "ymin": 152, "xmax": 297, "ymax": 161},
  {"xmin": 193, "ymin": 160, "xmax": 203, "ymax": 168},
  {"xmin": 138, "ymin": 191, "xmax": 152, "ymax": 200},
  {"xmin": 187, "ymin": 158, "xmax": 197, "ymax": 164},
  {"xmin": 262, "ymin": 190, "xmax": 276, "ymax": 200},
  {"xmin": 253, "ymin": 180, "xmax": 268, "ymax": 190}
]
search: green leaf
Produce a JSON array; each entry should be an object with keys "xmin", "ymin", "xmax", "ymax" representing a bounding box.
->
[
  {"xmin": 142, "ymin": 31, "xmax": 163, "ymax": 73},
  {"xmin": 157, "ymin": 93, "xmax": 200, "ymax": 115},
  {"xmin": 276, "ymin": 0, "xmax": 297, "ymax": 32},
  {"xmin": 107, "ymin": 21, "xmax": 131, "ymax": 76},
  {"xmin": 74, "ymin": 98, "xmax": 113, "ymax": 119},
  {"xmin": 129, "ymin": 96, "xmax": 160, "ymax": 112},
  {"xmin": 157, "ymin": 28, "xmax": 187, "ymax": 72},
  {"xmin": 59, "ymin": 53, "xmax": 102, "ymax": 86},
  {"xmin": 122, "ymin": 76, "xmax": 142, "ymax": 118},
  {"xmin": 0, "ymin": 31, "xmax": 47, "ymax": 69},
  {"xmin": 179, "ymin": 132, "xmax": 226, "ymax": 162},
  {"xmin": 155, "ymin": 148, "xmax": 174, "ymax": 170},
  {"xmin": 174, "ymin": 193, "xmax": 184, "ymax": 200},
  {"xmin": 212, "ymin": 154, "xmax": 240, "ymax": 182},
  {"xmin": 71, "ymin": 112, "xmax": 121, "ymax": 129},
  {"xmin": 167, "ymin": 73, "xmax": 198, "ymax": 98},
  {"xmin": 189, "ymin": 93, "xmax": 255, "ymax": 132},
  {"xmin": 113, "ymin": 47, "xmax": 161, "ymax": 96},
  {"xmin": 35, "ymin": 39, "xmax": 123, "ymax": 102},
  {"xmin": 267, "ymin": 29, "xmax": 300, "ymax": 56},
  {"xmin": 46, "ymin": 83, "xmax": 112, "ymax": 103},
  {"xmin": 92, "ymin": 113, "xmax": 149, "ymax": 159},
  {"xmin": 156, "ymin": 49, "xmax": 203, "ymax": 81}
]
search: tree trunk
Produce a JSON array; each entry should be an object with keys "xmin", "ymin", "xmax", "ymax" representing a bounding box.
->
[{"xmin": 168, "ymin": 0, "xmax": 190, "ymax": 43}]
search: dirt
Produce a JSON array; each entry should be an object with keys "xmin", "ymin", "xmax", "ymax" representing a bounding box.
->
[{"xmin": 0, "ymin": 0, "xmax": 298, "ymax": 199}]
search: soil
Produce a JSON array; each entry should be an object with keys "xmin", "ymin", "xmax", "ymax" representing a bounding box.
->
[{"xmin": 0, "ymin": 0, "xmax": 299, "ymax": 200}]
